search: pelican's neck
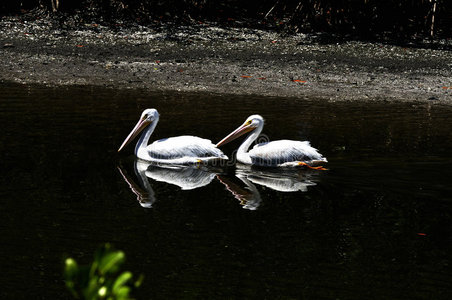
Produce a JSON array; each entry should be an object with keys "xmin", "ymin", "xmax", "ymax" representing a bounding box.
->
[
  {"xmin": 237, "ymin": 124, "xmax": 263, "ymax": 163},
  {"xmin": 134, "ymin": 119, "xmax": 158, "ymax": 155}
]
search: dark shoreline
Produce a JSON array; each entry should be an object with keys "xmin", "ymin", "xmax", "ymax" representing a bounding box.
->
[{"xmin": 1, "ymin": 17, "xmax": 452, "ymax": 104}]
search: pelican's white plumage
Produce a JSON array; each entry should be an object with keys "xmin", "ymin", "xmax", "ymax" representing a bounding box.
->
[
  {"xmin": 216, "ymin": 114, "xmax": 327, "ymax": 169},
  {"xmin": 143, "ymin": 136, "xmax": 226, "ymax": 164},
  {"xmin": 118, "ymin": 109, "xmax": 228, "ymax": 164},
  {"xmin": 248, "ymin": 140, "xmax": 326, "ymax": 167}
]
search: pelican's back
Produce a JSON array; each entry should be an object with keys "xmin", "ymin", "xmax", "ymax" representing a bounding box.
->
[
  {"xmin": 147, "ymin": 135, "xmax": 227, "ymax": 160},
  {"xmin": 249, "ymin": 140, "xmax": 326, "ymax": 166}
]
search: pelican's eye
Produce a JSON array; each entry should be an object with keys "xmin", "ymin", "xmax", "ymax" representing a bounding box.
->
[{"xmin": 245, "ymin": 120, "xmax": 252, "ymax": 126}]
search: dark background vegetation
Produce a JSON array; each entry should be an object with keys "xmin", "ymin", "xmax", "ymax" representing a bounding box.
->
[{"xmin": 1, "ymin": 1, "xmax": 451, "ymax": 39}]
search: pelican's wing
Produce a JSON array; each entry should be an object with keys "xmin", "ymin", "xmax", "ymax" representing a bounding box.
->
[
  {"xmin": 249, "ymin": 140, "xmax": 326, "ymax": 166},
  {"xmin": 147, "ymin": 135, "xmax": 226, "ymax": 159}
]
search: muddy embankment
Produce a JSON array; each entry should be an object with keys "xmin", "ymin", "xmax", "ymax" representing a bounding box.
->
[{"xmin": 1, "ymin": 16, "xmax": 452, "ymax": 103}]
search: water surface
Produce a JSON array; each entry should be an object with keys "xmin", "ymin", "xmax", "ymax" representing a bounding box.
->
[{"xmin": 1, "ymin": 82, "xmax": 452, "ymax": 299}]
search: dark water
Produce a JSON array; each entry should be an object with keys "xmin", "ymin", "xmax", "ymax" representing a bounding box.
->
[{"xmin": 1, "ymin": 82, "xmax": 452, "ymax": 299}]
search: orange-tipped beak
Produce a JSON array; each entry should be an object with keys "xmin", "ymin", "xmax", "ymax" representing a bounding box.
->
[
  {"xmin": 216, "ymin": 123, "xmax": 255, "ymax": 147},
  {"xmin": 118, "ymin": 117, "xmax": 151, "ymax": 152}
]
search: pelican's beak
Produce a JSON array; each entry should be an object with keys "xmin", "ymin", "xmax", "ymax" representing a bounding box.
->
[
  {"xmin": 118, "ymin": 117, "xmax": 151, "ymax": 152},
  {"xmin": 216, "ymin": 122, "xmax": 255, "ymax": 147}
]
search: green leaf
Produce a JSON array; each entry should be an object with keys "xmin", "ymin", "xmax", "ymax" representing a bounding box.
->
[
  {"xmin": 98, "ymin": 251, "xmax": 125, "ymax": 275},
  {"xmin": 98, "ymin": 286, "xmax": 108, "ymax": 298},
  {"xmin": 63, "ymin": 244, "xmax": 142, "ymax": 299},
  {"xmin": 91, "ymin": 244, "xmax": 111, "ymax": 277},
  {"xmin": 134, "ymin": 274, "xmax": 144, "ymax": 288},
  {"xmin": 83, "ymin": 276, "xmax": 102, "ymax": 300},
  {"xmin": 114, "ymin": 286, "xmax": 131, "ymax": 299},
  {"xmin": 64, "ymin": 258, "xmax": 79, "ymax": 280},
  {"xmin": 64, "ymin": 280, "xmax": 80, "ymax": 299},
  {"xmin": 112, "ymin": 271, "xmax": 132, "ymax": 293}
]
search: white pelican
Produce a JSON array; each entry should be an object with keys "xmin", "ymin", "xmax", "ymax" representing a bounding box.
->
[
  {"xmin": 216, "ymin": 115, "xmax": 327, "ymax": 169},
  {"xmin": 118, "ymin": 109, "xmax": 228, "ymax": 164}
]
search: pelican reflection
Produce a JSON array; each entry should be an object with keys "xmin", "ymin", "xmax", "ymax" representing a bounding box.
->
[
  {"xmin": 218, "ymin": 165, "xmax": 319, "ymax": 210},
  {"xmin": 118, "ymin": 159, "xmax": 219, "ymax": 208},
  {"xmin": 236, "ymin": 165, "xmax": 318, "ymax": 192},
  {"xmin": 217, "ymin": 174, "xmax": 262, "ymax": 210}
]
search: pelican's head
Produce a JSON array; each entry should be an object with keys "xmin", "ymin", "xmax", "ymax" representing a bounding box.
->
[
  {"xmin": 118, "ymin": 109, "xmax": 160, "ymax": 152},
  {"xmin": 141, "ymin": 108, "xmax": 159, "ymax": 122},
  {"xmin": 216, "ymin": 114, "xmax": 264, "ymax": 147}
]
